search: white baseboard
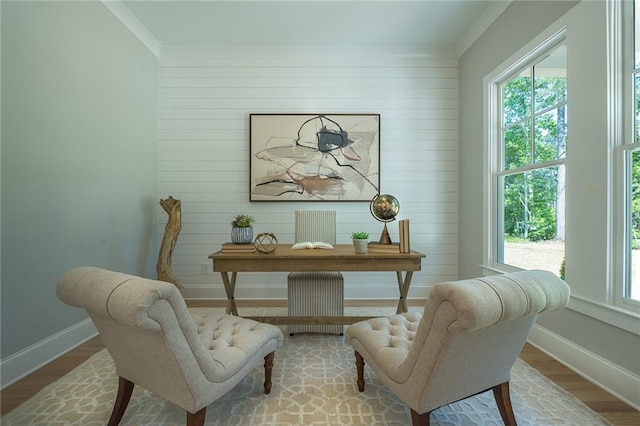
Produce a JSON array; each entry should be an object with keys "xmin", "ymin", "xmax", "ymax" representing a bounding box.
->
[
  {"xmin": 528, "ymin": 324, "xmax": 640, "ymax": 411},
  {"xmin": 0, "ymin": 319, "xmax": 98, "ymax": 390}
]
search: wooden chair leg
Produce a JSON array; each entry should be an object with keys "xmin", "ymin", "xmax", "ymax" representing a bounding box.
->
[
  {"xmin": 264, "ymin": 352, "xmax": 275, "ymax": 394},
  {"xmin": 186, "ymin": 407, "xmax": 206, "ymax": 426},
  {"xmin": 410, "ymin": 409, "xmax": 430, "ymax": 426},
  {"xmin": 354, "ymin": 351, "xmax": 365, "ymax": 392},
  {"xmin": 493, "ymin": 381, "xmax": 517, "ymax": 426},
  {"xmin": 107, "ymin": 376, "xmax": 135, "ymax": 426}
]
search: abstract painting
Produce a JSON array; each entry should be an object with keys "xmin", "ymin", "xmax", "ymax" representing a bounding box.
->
[{"xmin": 250, "ymin": 114, "xmax": 380, "ymax": 201}]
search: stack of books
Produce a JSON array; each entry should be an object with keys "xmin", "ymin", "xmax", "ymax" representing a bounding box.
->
[
  {"xmin": 399, "ymin": 219, "xmax": 410, "ymax": 253},
  {"xmin": 367, "ymin": 242, "xmax": 400, "ymax": 253},
  {"xmin": 220, "ymin": 242, "xmax": 256, "ymax": 253}
]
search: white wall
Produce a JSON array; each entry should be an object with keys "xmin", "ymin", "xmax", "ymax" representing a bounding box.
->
[
  {"xmin": 0, "ymin": 0, "xmax": 157, "ymax": 378},
  {"xmin": 157, "ymin": 46, "xmax": 459, "ymax": 300}
]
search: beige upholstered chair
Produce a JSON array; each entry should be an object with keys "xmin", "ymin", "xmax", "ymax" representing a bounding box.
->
[
  {"xmin": 288, "ymin": 210, "xmax": 344, "ymax": 335},
  {"xmin": 57, "ymin": 267, "xmax": 283, "ymax": 426},
  {"xmin": 346, "ymin": 270, "xmax": 570, "ymax": 426}
]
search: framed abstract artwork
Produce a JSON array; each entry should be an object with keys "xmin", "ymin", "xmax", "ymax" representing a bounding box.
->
[{"xmin": 249, "ymin": 114, "xmax": 380, "ymax": 201}]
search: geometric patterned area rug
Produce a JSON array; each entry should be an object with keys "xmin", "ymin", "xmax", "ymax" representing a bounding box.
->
[{"xmin": 2, "ymin": 307, "xmax": 610, "ymax": 426}]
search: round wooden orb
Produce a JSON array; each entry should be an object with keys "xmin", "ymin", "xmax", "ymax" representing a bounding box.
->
[{"xmin": 254, "ymin": 232, "xmax": 278, "ymax": 254}]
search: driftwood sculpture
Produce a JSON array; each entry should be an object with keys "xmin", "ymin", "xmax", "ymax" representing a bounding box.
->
[{"xmin": 157, "ymin": 196, "xmax": 182, "ymax": 289}]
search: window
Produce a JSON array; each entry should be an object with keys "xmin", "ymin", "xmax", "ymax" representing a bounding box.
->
[
  {"xmin": 492, "ymin": 44, "xmax": 567, "ymax": 276},
  {"xmin": 618, "ymin": 0, "xmax": 640, "ymax": 305}
]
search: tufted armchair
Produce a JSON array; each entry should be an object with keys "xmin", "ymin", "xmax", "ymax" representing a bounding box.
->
[
  {"xmin": 57, "ymin": 267, "xmax": 283, "ymax": 426},
  {"xmin": 346, "ymin": 270, "xmax": 570, "ymax": 426}
]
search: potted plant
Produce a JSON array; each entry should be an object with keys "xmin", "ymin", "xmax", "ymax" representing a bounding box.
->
[
  {"xmin": 231, "ymin": 214, "xmax": 255, "ymax": 244},
  {"xmin": 351, "ymin": 231, "xmax": 369, "ymax": 254}
]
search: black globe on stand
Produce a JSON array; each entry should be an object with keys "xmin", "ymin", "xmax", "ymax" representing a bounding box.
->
[{"xmin": 370, "ymin": 194, "xmax": 400, "ymax": 244}]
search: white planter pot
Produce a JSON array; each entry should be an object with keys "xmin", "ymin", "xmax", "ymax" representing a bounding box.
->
[{"xmin": 352, "ymin": 238, "xmax": 368, "ymax": 254}]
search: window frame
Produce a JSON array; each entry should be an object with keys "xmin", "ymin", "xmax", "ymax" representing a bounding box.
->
[
  {"xmin": 483, "ymin": 31, "xmax": 567, "ymax": 274},
  {"xmin": 483, "ymin": 0, "xmax": 639, "ymax": 336},
  {"xmin": 611, "ymin": 0, "xmax": 640, "ymax": 310}
]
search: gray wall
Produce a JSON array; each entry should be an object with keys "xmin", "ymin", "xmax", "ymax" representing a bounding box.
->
[
  {"xmin": 459, "ymin": 0, "xmax": 639, "ymax": 376},
  {"xmin": 1, "ymin": 1, "xmax": 158, "ymax": 358},
  {"xmin": 459, "ymin": 0, "xmax": 578, "ymax": 281}
]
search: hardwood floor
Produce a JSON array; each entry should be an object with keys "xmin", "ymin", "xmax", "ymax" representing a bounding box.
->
[
  {"xmin": 2, "ymin": 301, "xmax": 638, "ymax": 425},
  {"xmin": 518, "ymin": 344, "xmax": 639, "ymax": 425},
  {"xmin": 520, "ymin": 343, "xmax": 640, "ymax": 426},
  {"xmin": 1, "ymin": 335, "xmax": 105, "ymax": 417}
]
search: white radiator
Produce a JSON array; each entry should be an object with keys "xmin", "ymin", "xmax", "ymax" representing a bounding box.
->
[{"xmin": 288, "ymin": 271, "xmax": 344, "ymax": 335}]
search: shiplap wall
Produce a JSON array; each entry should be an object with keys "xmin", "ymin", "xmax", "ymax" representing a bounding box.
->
[{"xmin": 157, "ymin": 46, "xmax": 458, "ymax": 300}]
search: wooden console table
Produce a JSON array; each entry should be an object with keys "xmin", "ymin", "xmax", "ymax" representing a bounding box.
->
[{"xmin": 209, "ymin": 244, "xmax": 426, "ymax": 325}]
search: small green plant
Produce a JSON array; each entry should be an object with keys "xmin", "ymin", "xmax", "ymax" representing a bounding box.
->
[
  {"xmin": 351, "ymin": 231, "xmax": 369, "ymax": 240},
  {"xmin": 231, "ymin": 214, "xmax": 255, "ymax": 228}
]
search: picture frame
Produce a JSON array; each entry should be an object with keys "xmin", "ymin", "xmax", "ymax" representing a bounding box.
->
[{"xmin": 249, "ymin": 114, "xmax": 380, "ymax": 202}]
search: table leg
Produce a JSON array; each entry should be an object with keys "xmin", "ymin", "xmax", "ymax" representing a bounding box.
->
[
  {"xmin": 396, "ymin": 271, "xmax": 414, "ymax": 314},
  {"xmin": 220, "ymin": 272, "xmax": 238, "ymax": 316}
]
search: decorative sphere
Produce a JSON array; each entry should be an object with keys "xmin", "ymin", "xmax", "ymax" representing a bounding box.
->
[
  {"xmin": 254, "ymin": 232, "xmax": 278, "ymax": 253},
  {"xmin": 370, "ymin": 194, "xmax": 400, "ymax": 222}
]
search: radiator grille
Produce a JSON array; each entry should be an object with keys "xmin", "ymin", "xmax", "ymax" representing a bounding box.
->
[{"xmin": 288, "ymin": 271, "xmax": 344, "ymax": 335}]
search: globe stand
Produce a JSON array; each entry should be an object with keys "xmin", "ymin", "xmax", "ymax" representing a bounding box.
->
[
  {"xmin": 379, "ymin": 223, "xmax": 393, "ymax": 245},
  {"xmin": 370, "ymin": 194, "xmax": 400, "ymax": 245}
]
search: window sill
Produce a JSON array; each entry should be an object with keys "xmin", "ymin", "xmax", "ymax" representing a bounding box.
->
[
  {"xmin": 568, "ymin": 295, "xmax": 639, "ymax": 335},
  {"xmin": 480, "ymin": 264, "xmax": 640, "ymax": 335}
]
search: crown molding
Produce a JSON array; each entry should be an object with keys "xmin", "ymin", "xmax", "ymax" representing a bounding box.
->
[
  {"xmin": 456, "ymin": 0, "xmax": 513, "ymax": 57},
  {"xmin": 100, "ymin": 0, "xmax": 161, "ymax": 58}
]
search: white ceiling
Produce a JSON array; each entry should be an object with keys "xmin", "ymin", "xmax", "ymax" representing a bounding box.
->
[{"xmin": 119, "ymin": 0, "xmax": 510, "ymax": 54}]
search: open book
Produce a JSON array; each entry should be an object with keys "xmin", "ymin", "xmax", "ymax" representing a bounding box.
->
[{"xmin": 291, "ymin": 241, "xmax": 334, "ymax": 250}]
